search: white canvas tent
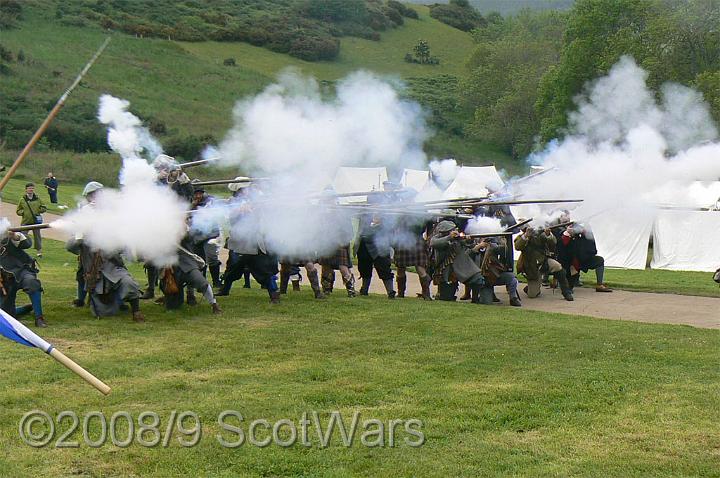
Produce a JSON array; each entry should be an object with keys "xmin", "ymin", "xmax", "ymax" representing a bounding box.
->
[
  {"xmin": 443, "ymin": 166, "xmax": 504, "ymax": 199},
  {"xmin": 400, "ymin": 168, "xmax": 430, "ymax": 192},
  {"xmin": 588, "ymin": 212, "xmax": 654, "ymax": 270},
  {"xmin": 331, "ymin": 167, "xmax": 388, "ymax": 203},
  {"xmin": 651, "ymin": 209, "xmax": 720, "ymax": 272}
]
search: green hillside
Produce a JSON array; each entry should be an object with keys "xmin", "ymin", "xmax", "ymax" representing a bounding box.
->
[
  {"xmin": 408, "ymin": 0, "xmax": 575, "ymax": 15},
  {"xmin": 0, "ymin": 2, "xmax": 513, "ymax": 175},
  {"xmin": 180, "ymin": 5, "xmax": 475, "ymax": 79}
]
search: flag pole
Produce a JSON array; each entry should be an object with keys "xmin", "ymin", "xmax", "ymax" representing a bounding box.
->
[{"xmin": 48, "ymin": 348, "xmax": 111, "ymax": 395}]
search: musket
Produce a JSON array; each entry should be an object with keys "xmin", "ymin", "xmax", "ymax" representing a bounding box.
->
[
  {"xmin": 547, "ymin": 220, "xmax": 575, "ymax": 230},
  {"xmin": 0, "ymin": 37, "xmax": 112, "ymax": 192},
  {"xmin": 8, "ymin": 223, "xmax": 53, "ymax": 233},
  {"xmin": 190, "ymin": 178, "xmax": 262, "ymax": 186},
  {"xmin": 178, "ymin": 158, "xmax": 214, "ymax": 169},
  {"xmin": 507, "ymin": 167, "xmax": 556, "ymax": 186},
  {"xmin": 461, "ymin": 218, "xmax": 533, "ymax": 239}
]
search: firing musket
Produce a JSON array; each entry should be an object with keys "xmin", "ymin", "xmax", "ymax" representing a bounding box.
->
[
  {"xmin": 190, "ymin": 177, "xmax": 264, "ymax": 187},
  {"xmin": 0, "ymin": 37, "xmax": 112, "ymax": 192},
  {"xmin": 460, "ymin": 218, "xmax": 533, "ymax": 239},
  {"xmin": 547, "ymin": 220, "xmax": 575, "ymax": 230},
  {"xmin": 178, "ymin": 158, "xmax": 215, "ymax": 170},
  {"xmin": 507, "ymin": 167, "xmax": 556, "ymax": 187},
  {"xmin": 8, "ymin": 223, "xmax": 53, "ymax": 233}
]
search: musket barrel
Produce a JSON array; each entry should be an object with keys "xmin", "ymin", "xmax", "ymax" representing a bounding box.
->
[
  {"xmin": 8, "ymin": 223, "xmax": 52, "ymax": 233},
  {"xmin": 191, "ymin": 178, "xmax": 258, "ymax": 186},
  {"xmin": 179, "ymin": 158, "xmax": 213, "ymax": 169}
]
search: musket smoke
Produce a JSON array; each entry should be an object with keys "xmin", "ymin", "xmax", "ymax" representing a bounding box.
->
[
  {"xmin": 200, "ymin": 70, "xmax": 432, "ymax": 259},
  {"xmin": 517, "ymin": 56, "xmax": 720, "ymax": 221},
  {"xmin": 53, "ymin": 95, "xmax": 187, "ymax": 266}
]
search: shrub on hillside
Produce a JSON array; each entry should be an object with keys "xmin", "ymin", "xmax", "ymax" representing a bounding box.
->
[
  {"xmin": 289, "ymin": 36, "xmax": 340, "ymax": 61},
  {"xmin": 387, "ymin": 1, "xmax": 419, "ymax": 19},
  {"xmin": 0, "ymin": 0, "xmax": 22, "ymax": 29},
  {"xmin": 429, "ymin": 0, "xmax": 486, "ymax": 32}
]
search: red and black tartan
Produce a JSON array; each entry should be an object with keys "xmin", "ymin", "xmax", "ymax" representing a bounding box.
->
[
  {"xmin": 319, "ymin": 245, "xmax": 353, "ymax": 270},
  {"xmin": 393, "ymin": 239, "xmax": 428, "ymax": 268}
]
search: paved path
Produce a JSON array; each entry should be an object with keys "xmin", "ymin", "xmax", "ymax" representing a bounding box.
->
[
  {"xmin": 300, "ymin": 269, "xmax": 720, "ymax": 330},
  {"xmin": 2, "ymin": 200, "xmax": 717, "ymax": 329}
]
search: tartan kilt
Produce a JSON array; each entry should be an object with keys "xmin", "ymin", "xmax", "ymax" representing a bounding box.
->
[
  {"xmin": 393, "ymin": 240, "xmax": 428, "ymax": 268},
  {"xmin": 319, "ymin": 245, "xmax": 353, "ymax": 269}
]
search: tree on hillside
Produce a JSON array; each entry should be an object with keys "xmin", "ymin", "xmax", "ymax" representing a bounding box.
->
[
  {"xmin": 535, "ymin": 0, "xmax": 720, "ymax": 144},
  {"xmin": 405, "ymin": 39, "xmax": 440, "ymax": 64},
  {"xmin": 461, "ymin": 10, "xmax": 566, "ymax": 158}
]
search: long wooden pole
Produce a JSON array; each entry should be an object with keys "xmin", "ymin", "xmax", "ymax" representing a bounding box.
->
[
  {"xmin": 48, "ymin": 348, "xmax": 111, "ymax": 395},
  {"xmin": 0, "ymin": 37, "xmax": 111, "ymax": 192}
]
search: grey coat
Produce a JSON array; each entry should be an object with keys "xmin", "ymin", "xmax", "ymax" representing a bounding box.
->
[
  {"xmin": 66, "ymin": 238, "xmax": 132, "ymax": 293},
  {"xmin": 430, "ymin": 233, "xmax": 482, "ymax": 283}
]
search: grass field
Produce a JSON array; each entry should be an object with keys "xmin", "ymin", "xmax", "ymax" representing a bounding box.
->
[
  {"xmin": 588, "ymin": 268, "xmax": 720, "ymax": 298},
  {"xmin": 0, "ymin": 238, "xmax": 718, "ymax": 476}
]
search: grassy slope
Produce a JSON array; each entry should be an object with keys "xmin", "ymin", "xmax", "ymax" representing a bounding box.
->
[
  {"xmin": 0, "ymin": 4, "xmax": 516, "ymax": 172},
  {"xmin": 0, "ymin": 14, "xmax": 270, "ymax": 136},
  {"xmin": 0, "ymin": 239, "xmax": 718, "ymax": 476},
  {"xmin": 179, "ymin": 6, "xmax": 475, "ymax": 80}
]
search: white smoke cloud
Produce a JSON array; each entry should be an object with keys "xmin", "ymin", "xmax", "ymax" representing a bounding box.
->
[
  {"xmin": 517, "ymin": 55, "xmax": 720, "ymax": 224},
  {"xmin": 97, "ymin": 94, "xmax": 163, "ymax": 166},
  {"xmin": 464, "ymin": 216, "xmax": 502, "ymax": 235},
  {"xmin": 52, "ymin": 95, "xmax": 187, "ymax": 266},
  {"xmin": 199, "ymin": 69, "xmax": 431, "ymax": 259}
]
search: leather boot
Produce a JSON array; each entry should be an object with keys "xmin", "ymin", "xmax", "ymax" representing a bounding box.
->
[
  {"xmin": 470, "ymin": 284, "xmax": 481, "ymax": 304},
  {"xmin": 396, "ymin": 275, "xmax": 407, "ymax": 298},
  {"xmin": 308, "ymin": 270, "xmax": 325, "ymax": 299},
  {"xmin": 510, "ymin": 294, "xmax": 522, "ymax": 307},
  {"xmin": 420, "ymin": 274, "xmax": 433, "ymax": 301},
  {"xmin": 382, "ymin": 278, "xmax": 396, "ymax": 299},
  {"xmin": 292, "ymin": 280, "xmax": 301, "ymax": 292},
  {"xmin": 34, "ymin": 316, "xmax": 47, "ymax": 328},
  {"xmin": 209, "ymin": 264, "xmax": 221, "ymax": 288},
  {"xmin": 211, "ymin": 302, "xmax": 222, "ymax": 314},
  {"xmin": 555, "ymin": 271, "xmax": 574, "ymax": 301},
  {"xmin": 344, "ymin": 274, "xmax": 357, "ymax": 298},
  {"xmin": 132, "ymin": 311, "xmax": 145, "ymax": 323},
  {"xmin": 360, "ymin": 277, "xmax": 370, "ymax": 296},
  {"xmin": 279, "ymin": 269, "xmax": 290, "ymax": 294},
  {"xmin": 186, "ymin": 289, "xmax": 198, "ymax": 306},
  {"xmin": 269, "ymin": 290, "xmax": 280, "ymax": 304}
]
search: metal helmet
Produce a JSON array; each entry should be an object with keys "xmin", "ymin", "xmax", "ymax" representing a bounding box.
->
[
  {"xmin": 436, "ymin": 220, "xmax": 457, "ymax": 233},
  {"xmin": 82, "ymin": 181, "xmax": 104, "ymax": 197}
]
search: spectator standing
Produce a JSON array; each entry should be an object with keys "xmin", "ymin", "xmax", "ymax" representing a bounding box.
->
[
  {"xmin": 16, "ymin": 183, "xmax": 47, "ymax": 257},
  {"xmin": 43, "ymin": 172, "xmax": 58, "ymax": 204}
]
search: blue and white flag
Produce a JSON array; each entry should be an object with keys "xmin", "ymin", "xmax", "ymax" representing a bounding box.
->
[{"xmin": 0, "ymin": 308, "xmax": 53, "ymax": 353}]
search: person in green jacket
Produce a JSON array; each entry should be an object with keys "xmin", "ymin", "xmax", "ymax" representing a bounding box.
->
[{"xmin": 16, "ymin": 183, "xmax": 47, "ymax": 257}]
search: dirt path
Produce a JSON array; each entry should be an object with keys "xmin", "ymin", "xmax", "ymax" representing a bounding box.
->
[
  {"xmin": 1, "ymin": 201, "xmax": 716, "ymax": 329},
  {"xmin": 0, "ymin": 201, "xmax": 67, "ymax": 241},
  {"xmin": 302, "ymin": 269, "xmax": 720, "ymax": 330}
]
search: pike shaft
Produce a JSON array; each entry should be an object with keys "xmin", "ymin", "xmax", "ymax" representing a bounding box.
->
[{"xmin": 0, "ymin": 37, "xmax": 111, "ymax": 192}]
